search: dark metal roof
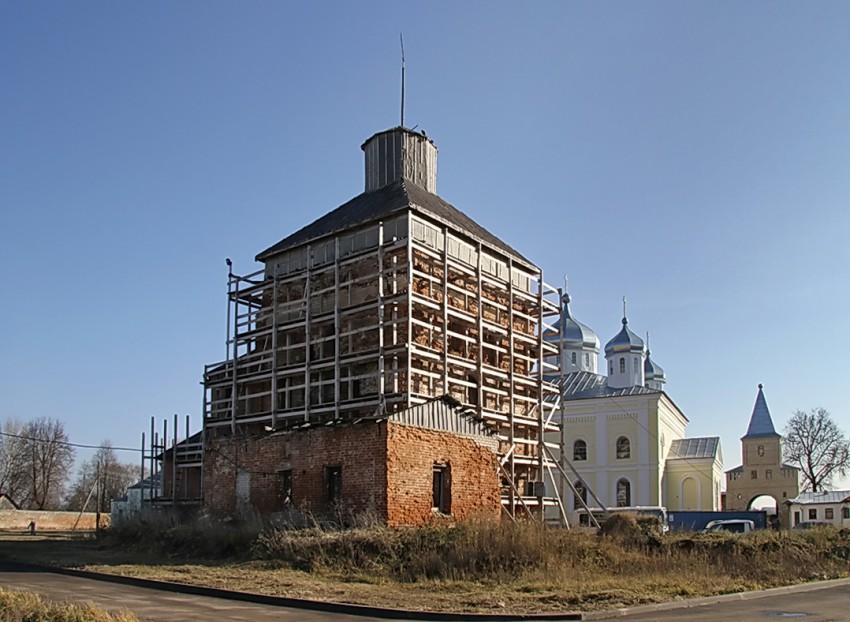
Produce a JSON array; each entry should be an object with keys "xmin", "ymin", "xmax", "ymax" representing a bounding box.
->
[
  {"xmin": 743, "ymin": 384, "xmax": 780, "ymax": 439},
  {"xmin": 255, "ymin": 178, "xmax": 534, "ymax": 267},
  {"xmin": 668, "ymin": 437, "xmax": 720, "ymax": 460},
  {"xmin": 556, "ymin": 370, "xmax": 660, "ymax": 400}
]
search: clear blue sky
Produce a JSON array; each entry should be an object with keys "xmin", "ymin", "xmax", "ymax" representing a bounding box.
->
[{"xmin": 2, "ymin": 2, "xmax": 848, "ymax": 483}]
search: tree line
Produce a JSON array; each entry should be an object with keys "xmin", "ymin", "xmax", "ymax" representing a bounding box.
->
[{"xmin": 0, "ymin": 418, "xmax": 139, "ymax": 512}]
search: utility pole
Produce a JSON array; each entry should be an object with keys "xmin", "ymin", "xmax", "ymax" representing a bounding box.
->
[{"xmin": 95, "ymin": 462, "xmax": 101, "ymax": 533}]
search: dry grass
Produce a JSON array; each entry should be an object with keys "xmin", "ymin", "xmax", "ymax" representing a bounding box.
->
[
  {"xmin": 1, "ymin": 513, "xmax": 849, "ymax": 614},
  {"xmin": 0, "ymin": 586, "xmax": 138, "ymax": 622}
]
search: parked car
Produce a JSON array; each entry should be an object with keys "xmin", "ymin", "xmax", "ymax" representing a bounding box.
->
[
  {"xmin": 791, "ymin": 521, "xmax": 831, "ymax": 530},
  {"xmin": 701, "ymin": 519, "xmax": 755, "ymax": 534}
]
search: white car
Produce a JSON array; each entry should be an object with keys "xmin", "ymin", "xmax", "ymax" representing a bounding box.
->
[{"xmin": 701, "ymin": 519, "xmax": 755, "ymax": 534}]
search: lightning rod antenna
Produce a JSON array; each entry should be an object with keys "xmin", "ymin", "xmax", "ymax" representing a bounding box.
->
[{"xmin": 400, "ymin": 33, "xmax": 405, "ymax": 128}]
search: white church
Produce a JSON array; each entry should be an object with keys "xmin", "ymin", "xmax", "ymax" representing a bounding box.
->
[{"xmin": 545, "ymin": 292, "xmax": 723, "ymax": 524}]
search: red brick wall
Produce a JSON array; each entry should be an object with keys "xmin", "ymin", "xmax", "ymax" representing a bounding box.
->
[
  {"xmin": 203, "ymin": 420, "xmax": 500, "ymax": 526},
  {"xmin": 204, "ymin": 421, "xmax": 388, "ymax": 519},
  {"xmin": 385, "ymin": 423, "xmax": 501, "ymax": 526}
]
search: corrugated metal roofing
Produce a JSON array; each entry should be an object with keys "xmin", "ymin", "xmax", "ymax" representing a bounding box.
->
[
  {"xmin": 389, "ymin": 397, "xmax": 498, "ymax": 450},
  {"xmin": 668, "ymin": 437, "xmax": 720, "ymax": 460},
  {"xmin": 255, "ymin": 178, "xmax": 533, "ymax": 266},
  {"xmin": 556, "ymin": 370, "xmax": 660, "ymax": 400},
  {"xmin": 789, "ymin": 490, "xmax": 850, "ymax": 505}
]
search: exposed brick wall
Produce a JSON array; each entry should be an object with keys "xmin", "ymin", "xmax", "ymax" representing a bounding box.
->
[
  {"xmin": 204, "ymin": 421, "xmax": 388, "ymax": 519},
  {"xmin": 386, "ymin": 423, "xmax": 501, "ymax": 526},
  {"xmin": 203, "ymin": 420, "xmax": 500, "ymax": 526}
]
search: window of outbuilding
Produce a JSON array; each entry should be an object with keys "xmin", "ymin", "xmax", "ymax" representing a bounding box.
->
[
  {"xmin": 616, "ymin": 436, "xmax": 631, "ymax": 459},
  {"xmin": 826, "ymin": 508, "xmax": 834, "ymax": 520},
  {"xmin": 809, "ymin": 508, "xmax": 817, "ymax": 520},
  {"xmin": 573, "ymin": 440, "xmax": 587, "ymax": 461},
  {"xmin": 326, "ymin": 466, "xmax": 342, "ymax": 504},
  {"xmin": 843, "ymin": 507, "xmax": 850, "ymax": 519},
  {"xmin": 432, "ymin": 464, "xmax": 450, "ymax": 514},
  {"xmin": 279, "ymin": 470, "xmax": 293, "ymax": 509}
]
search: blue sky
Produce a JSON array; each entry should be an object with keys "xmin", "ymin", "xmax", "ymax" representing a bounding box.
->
[{"xmin": 2, "ymin": 2, "xmax": 848, "ymax": 484}]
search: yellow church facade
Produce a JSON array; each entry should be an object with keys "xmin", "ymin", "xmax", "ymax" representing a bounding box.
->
[{"xmin": 545, "ymin": 295, "xmax": 722, "ymax": 525}]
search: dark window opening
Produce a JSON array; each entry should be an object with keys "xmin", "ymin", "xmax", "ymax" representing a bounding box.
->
[
  {"xmin": 616, "ymin": 479, "xmax": 631, "ymax": 507},
  {"xmin": 573, "ymin": 439, "xmax": 587, "ymax": 461},
  {"xmin": 616, "ymin": 436, "xmax": 631, "ymax": 459},
  {"xmin": 279, "ymin": 470, "xmax": 293, "ymax": 509},
  {"xmin": 432, "ymin": 465, "xmax": 450, "ymax": 514},
  {"xmin": 808, "ymin": 508, "xmax": 817, "ymax": 520},
  {"xmin": 573, "ymin": 480, "xmax": 587, "ymax": 510},
  {"xmin": 751, "ymin": 470, "xmax": 758, "ymax": 479},
  {"xmin": 619, "ymin": 357, "xmax": 625, "ymax": 374},
  {"xmin": 826, "ymin": 508, "xmax": 834, "ymax": 520},
  {"xmin": 326, "ymin": 466, "xmax": 342, "ymax": 504},
  {"xmin": 843, "ymin": 507, "xmax": 849, "ymax": 519}
]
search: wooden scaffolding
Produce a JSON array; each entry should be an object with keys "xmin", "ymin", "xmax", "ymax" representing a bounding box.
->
[{"xmin": 203, "ymin": 208, "xmax": 566, "ymax": 520}]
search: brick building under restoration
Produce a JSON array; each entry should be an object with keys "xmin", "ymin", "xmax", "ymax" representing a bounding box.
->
[{"xmin": 200, "ymin": 126, "xmax": 565, "ymax": 525}]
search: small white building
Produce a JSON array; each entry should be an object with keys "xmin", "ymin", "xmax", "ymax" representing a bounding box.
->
[
  {"xmin": 110, "ymin": 473, "xmax": 162, "ymax": 523},
  {"xmin": 787, "ymin": 490, "xmax": 850, "ymax": 527}
]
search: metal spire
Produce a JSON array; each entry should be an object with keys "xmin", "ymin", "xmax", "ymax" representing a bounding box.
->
[{"xmin": 400, "ymin": 33, "xmax": 406, "ymax": 128}]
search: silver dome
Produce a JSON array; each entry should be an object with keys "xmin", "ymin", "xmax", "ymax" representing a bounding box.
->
[
  {"xmin": 544, "ymin": 293, "xmax": 600, "ymax": 350},
  {"xmin": 604, "ymin": 316, "xmax": 644, "ymax": 355}
]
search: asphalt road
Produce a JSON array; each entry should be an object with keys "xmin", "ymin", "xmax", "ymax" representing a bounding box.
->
[
  {"xmin": 589, "ymin": 580, "xmax": 850, "ymax": 621},
  {"xmin": 1, "ymin": 561, "xmax": 849, "ymax": 621},
  {"xmin": 0, "ymin": 563, "xmax": 389, "ymax": 622}
]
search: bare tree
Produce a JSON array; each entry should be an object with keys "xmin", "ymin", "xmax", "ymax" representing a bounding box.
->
[
  {"xmin": 65, "ymin": 441, "xmax": 139, "ymax": 513},
  {"xmin": 784, "ymin": 408, "xmax": 850, "ymax": 492},
  {"xmin": 22, "ymin": 417, "xmax": 75, "ymax": 509},
  {"xmin": 0, "ymin": 419, "xmax": 31, "ymax": 504}
]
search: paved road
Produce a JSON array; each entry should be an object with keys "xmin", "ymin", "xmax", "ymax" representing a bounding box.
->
[
  {"xmin": 2, "ymin": 561, "xmax": 849, "ymax": 621},
  {"xmin": 0, "ymin": 564, "xmax": 390, "ymax": 622},
  {"xmin": 590, "ymin": 580, "xmax": 850, "ymax": 621}
]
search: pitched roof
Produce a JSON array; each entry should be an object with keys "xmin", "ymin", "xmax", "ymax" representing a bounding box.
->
[
  {"xmin": 556, "ymin": 370, "xmax": 660, "ymax": 400},
  {"xmin": 255, "ymin": 179, "xmax": 533, "ymax": 266},
  {"xmin": 668, "ymin": 437, "xmax": 721, "ymax": 460},
  {"xmin": 788, "ymin": 490, "xmax": 850, "ymax": 505},
  {"xmin": 743, "ymin": 384, "xmax": 780, "ymax": 439}
]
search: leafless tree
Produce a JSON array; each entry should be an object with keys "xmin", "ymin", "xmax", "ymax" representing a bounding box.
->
[
  {"xmin": 0, "ymin": 419, "xmax": 30, "ymax": 504},
  {"xmin": 65, "ymin": 441, "xmax": 139, "ymax": 512},
  {"xmin": 22, "ymin": 417, "xmax": 75, "ymax": 509},
  {"xmin": 784, "ymin": 408, "xmax": 850, "ymax": 492}
]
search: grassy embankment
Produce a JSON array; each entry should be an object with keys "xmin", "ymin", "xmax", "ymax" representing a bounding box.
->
[
  {"xmin": 0, "ymin": 586, "xmax": 138, "ymax": 622},
  {"xmin": 1, "ymin": 512, "xmax": 849, "ymax": 614}
]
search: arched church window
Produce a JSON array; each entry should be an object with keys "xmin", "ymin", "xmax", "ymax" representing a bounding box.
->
[
  {"xmin": 616, "ymin": 436, "xmax": 631, "ymax": 459},
  {"xmin": 633, "ymin": 357, "xmax": 639, "ymax": 373},
  {"xmin": 584, "ymin": 353, "xmax": 589, "ymax": 367},
  {"xmin": 619, "ymin": 357, "xmax": 625, "ymax": 374},
  {"xmin": 616, "ymin": 478, "xmax": 631, "ymax": 507},
  {"xmin": 573, "ymin": 480, "xmax": 587, "ymax": 510},
  {"xmin": 609, "ymin": 362, "xmax": 613, "ymax": 375},
  {"xmin": 571, "ymin": 352, "xmax": 577, "ymax": 365},
  {"xmin": 573, "ymin": 439, "xmax": 587, "ymax": 461}
]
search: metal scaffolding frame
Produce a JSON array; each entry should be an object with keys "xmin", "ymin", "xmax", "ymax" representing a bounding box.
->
[{"xmin": 203, "ymin": 209, "xmax": 567, "ymax": 523}]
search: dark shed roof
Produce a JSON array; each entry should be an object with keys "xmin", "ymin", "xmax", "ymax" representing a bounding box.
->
[{"xmin": 255, "ymin": 179, "xmax": 534, "ymax": 267}]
